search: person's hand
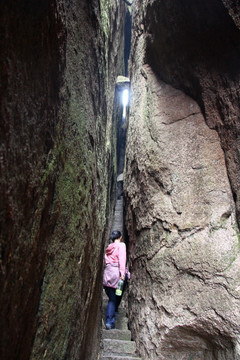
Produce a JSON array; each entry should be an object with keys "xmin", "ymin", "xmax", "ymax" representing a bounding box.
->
[{"xmin": 120, "ymin": 275, "xmax": 125, "ymax": 281}]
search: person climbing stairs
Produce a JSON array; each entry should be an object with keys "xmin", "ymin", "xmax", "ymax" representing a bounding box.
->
[{"xmin": 101, "ymin": 195, "xmax": 141, "ymax": 360}]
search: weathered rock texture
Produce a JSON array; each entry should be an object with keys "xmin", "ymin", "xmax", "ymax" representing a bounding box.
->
[
  {"xmin": 0, "ymin": 1, "xmax": 125, "ymax": 359},
  {"xmin": 125, "ymin": 1, "xmax": 240, "ymax": 359}
]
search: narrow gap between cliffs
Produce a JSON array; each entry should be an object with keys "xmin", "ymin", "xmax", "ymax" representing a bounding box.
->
[{"xmin": 100, "ymin": 6, "xmax": 142, "ymax": 359}]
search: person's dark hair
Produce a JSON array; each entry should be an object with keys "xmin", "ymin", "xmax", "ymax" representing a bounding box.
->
[{"xmin": 110, "ymin": 230, "xmax": 122, "ymax": 242}]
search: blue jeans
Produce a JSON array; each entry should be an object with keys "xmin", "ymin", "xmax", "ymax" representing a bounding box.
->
[{"xmin": 105, "ymin": 287, "xmax": 116, "ymax": 328}]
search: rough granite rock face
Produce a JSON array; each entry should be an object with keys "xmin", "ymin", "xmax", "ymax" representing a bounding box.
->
[
  {"xmin": 125, "ymin": 1, "xmax": 240, "ymax": 359},
  {"xmin": 143, "ymin": 0, "xmax": 240, "ymax": 227},
  {"xmin": 0, "ymin": 1, "xmax": 125, "ymax": 359}
]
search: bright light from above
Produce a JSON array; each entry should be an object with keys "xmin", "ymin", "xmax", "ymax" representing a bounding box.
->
[
  {"xmin": 122, "ymin": 89, "xmax": 129, "ymax": 119},
  {"xmin": 122, "ymin": 89, "xmax": 129, "ymax": 106}
]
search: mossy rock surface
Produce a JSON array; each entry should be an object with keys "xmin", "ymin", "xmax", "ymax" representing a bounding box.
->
[{"xmin": 0, "ymin": 1, "xmax": 126, "ymax": 360}]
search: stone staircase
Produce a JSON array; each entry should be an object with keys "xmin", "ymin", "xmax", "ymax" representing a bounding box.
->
[
  {"xmin": 101, "ymin": 195, "xmax": 141, "ymax": 360},
  {"xmin": 112, "ymin": 196, "xmax": 124, "ymax": 233},
  {"xmin": 101, "ymin": 294, "xmax": 141, "ymax": 360}
]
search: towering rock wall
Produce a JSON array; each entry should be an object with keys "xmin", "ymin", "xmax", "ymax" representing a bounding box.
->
[
  {"xmin": 125, "ymin": 1, "xmax": 240, "ymax": 359},
  {"xmin": 0, "ymin": 1, "xmax": 125, "ymax": 359}
]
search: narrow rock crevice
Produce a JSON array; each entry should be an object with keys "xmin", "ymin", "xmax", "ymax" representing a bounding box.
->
[{"xmin": 1, "ymin": 1, "xmax": 240, "ymax": 360}]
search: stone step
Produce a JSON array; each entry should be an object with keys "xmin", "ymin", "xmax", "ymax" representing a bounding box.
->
[
  {"xmin": 115, "ymin": 315, "xmax": 129, "ymax": 330},
  {"xmin": 114, "ymin": 208, "xmax": 122, "ymax": 213},
  {"xmin": 112, "ymin": 225, "xmax": 123, "ymax": 231},
  {"xmin": 113, "ymin": 216, "xmax": 122, "ymax": 221},
  {"xmin": 103, "ymin": 329, "xmax": 131, "ymax": 341},
  {"xmin": 113, "ymin": 219, "xmax": 122, "ymax": 224},
  {"xmin": 114, "ymin": 209, "xmax": 123, "ymax": 213},
  {"xmin": 113, "ymin": 217, "xmax": 123, "ymax": 222},
  {"xmin": 112, "ymin": 226, "xmax": 122, "ymax": 232},
  {"xmin": 116, "ymin": 198, "xmax": 123, "ymax": 204},
  {"xmin": 114, "ymin": 204, "xmax": 123, "ymax": 211},
  {"xmin": 113, "ymin": 212, "xmax": 122, "ymax": 216},
  {"xmin": 113, "ymin": 219, "xmax": 122, "ymax": 223},
  {"xmin": 114, "ymin": 215, "xmax": 122, "ymax": 220},
  {"xmin": 113, "ymin": 217, "xmax": 122, "ymax": 223},
  {"xmin": 102, "ymin": 318, "xmax": 129, "ymax": 331},
  {"xmin": 113, "ymin": 213, "xmax": 123, "ymax": 219},
  {"xmin": 114, "ymin": 210, "xmax": 123, "ymax": 214},
  {"xmin": 112, "ymin": 226, "xmax": 123, "ymax": 231},
  {"xmin": 114, "ymin": 207, "xmax": 123, "ymax": 212},
  {"xmin": 102, "ymin": 316, "xmax": 129, "ymax": 331},
  {"xmin": 103, "ymin": 339, "xmax": 136, "ymax": 355},
  {"xmin": 112, "ymin": 197, "xmax": 123, "ymax": 231}
]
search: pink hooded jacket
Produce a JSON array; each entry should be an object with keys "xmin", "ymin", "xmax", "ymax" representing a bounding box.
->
[
  {"xmin": 103, "ymin": 242, "xmax": 126, "ymax": 288},
  {"xmin": 104, "ymin": 242, "xmax": 126, "ymax": 277}
]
